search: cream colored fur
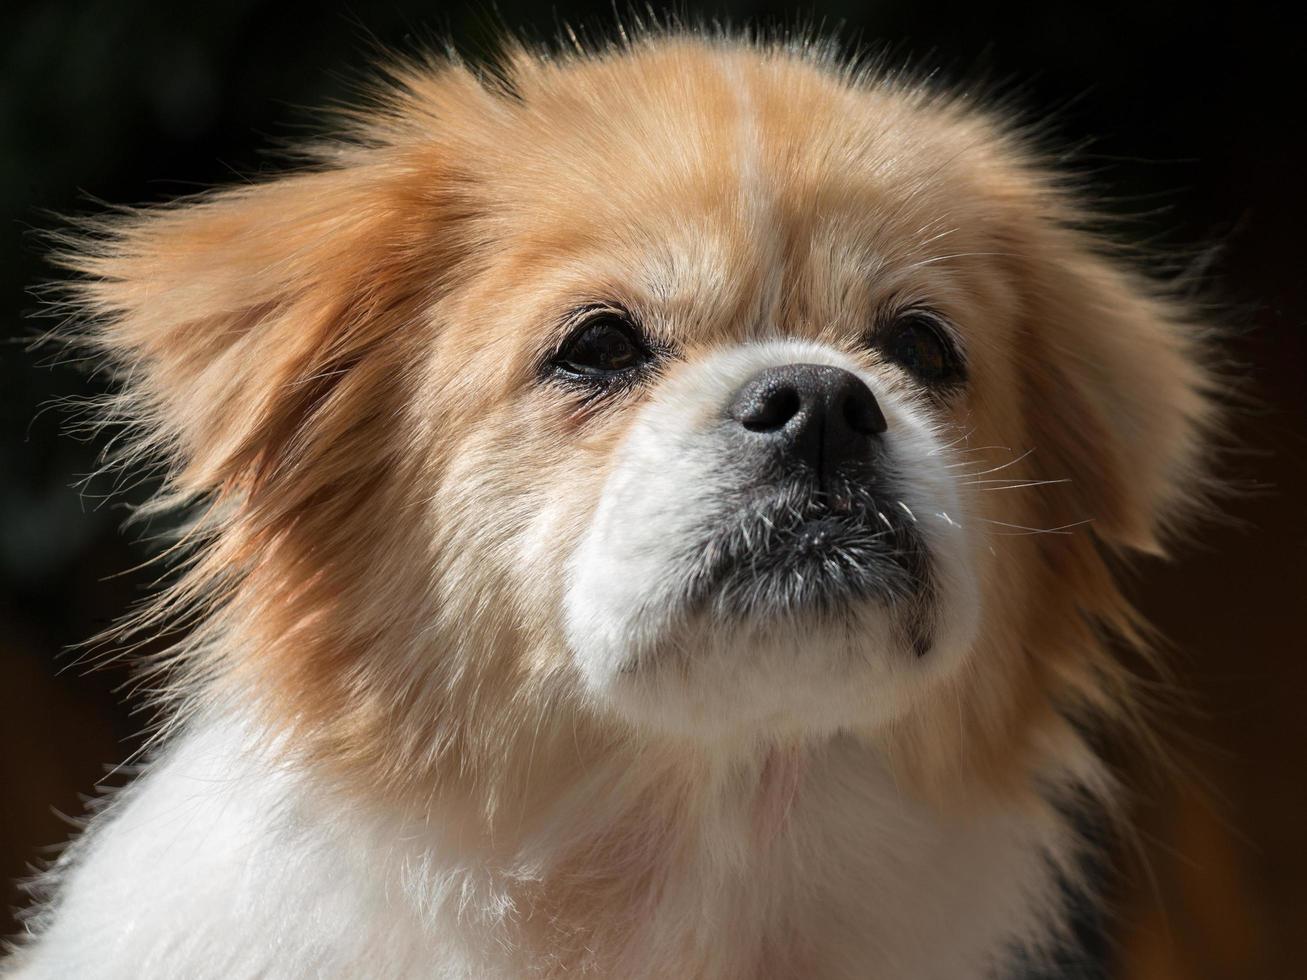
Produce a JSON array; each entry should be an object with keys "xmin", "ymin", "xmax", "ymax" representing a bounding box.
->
[{"xmin": 5, "ymin": 31, "xmax": 1216, "ymax": 979}]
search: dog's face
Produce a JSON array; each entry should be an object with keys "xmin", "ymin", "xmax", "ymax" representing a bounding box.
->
[
  {"xmin": 72, "ymin": 40, "xmax": 1211, "ymax": 794},
  {"xmin": 560, "ymin": 335, "xmax": 971, "ymax": 739},
  {"xmin": 499, "ymin": 183, "xmax": 988, "ymax": 740},
  {"xmin": 409, "ymin": 52, "xmax": 1010, "ymax": 745}
]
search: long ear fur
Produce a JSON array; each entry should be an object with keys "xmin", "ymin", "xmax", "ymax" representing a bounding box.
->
[
  {"xmin": 40, "ymin": 66, "xmax": 500, "ymax": 753},
  {"xmin": 1009, "ymin": 219, "xmax": 1217, "ymax": 556},
  {"xmin": 51, "ymin": 157, "xmax": 471, "ymax": 504}
]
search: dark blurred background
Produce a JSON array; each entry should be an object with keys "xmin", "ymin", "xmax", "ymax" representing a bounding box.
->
[{"xmin": 2, "ymin": 2, "xmax": 1303, "ymax": 976}]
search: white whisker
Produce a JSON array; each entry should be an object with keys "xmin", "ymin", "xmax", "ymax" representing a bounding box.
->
[
  {"xmin": 951, "ymin": 449, "xmax": 1035, "ymax": 478},
  {"xmin": 960, "ymin": 479, "xmax": 1070, "ymax": 492},
  {"xmin": 979, "ymin": 518, "xmax": 1091, "ymax": 535}
]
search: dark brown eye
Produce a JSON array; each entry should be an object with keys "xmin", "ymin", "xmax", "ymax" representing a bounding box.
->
[
  {"xmin": 551, "ymin": 314, "xmax": 649, "ymax": 378},
  {"xmin": 875, "ymin": 312, "xmax": 964, "ymax": 387}
]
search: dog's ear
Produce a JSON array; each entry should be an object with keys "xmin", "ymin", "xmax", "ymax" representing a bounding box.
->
[
  {"xmin": 50, "ymin": 65, "xmax": 494, "ymax": 501},
  {"xmin": 56, "ymin": 137, "xmax": 475, "ymax": 501},
  {"xmin": 1006, "ymin": 218, "xmax": 1216, "ymax": 555}
]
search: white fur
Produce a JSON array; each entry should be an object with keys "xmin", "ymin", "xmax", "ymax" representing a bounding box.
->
[
  {"xmin": 6, "ymin": 714, "xmax": 1073, "ymax": 979},
  {"xmin": 565, "ymin": 340, "xmax": 980, "ymax": 739},
  {"xmin": 4, "ymin": 341, "xmax": 1076, "ymax": 980}
]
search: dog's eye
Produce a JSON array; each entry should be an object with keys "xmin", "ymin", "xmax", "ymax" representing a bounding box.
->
[
  {"xmin": 551, "ymin": 314, "xmax": 650, "ymax": 378},
  {"xmin": 874, "ymin": 312, "xmax": 965, "ymax": 387}
]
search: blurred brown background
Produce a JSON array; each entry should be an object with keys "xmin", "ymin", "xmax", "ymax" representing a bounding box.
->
[{"xmin": 2, "ymin": 1, "xmax": 1303, "ymax": 976}]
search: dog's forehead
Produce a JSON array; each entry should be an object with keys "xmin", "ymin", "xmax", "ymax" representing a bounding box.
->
[
  {"xmin": 469, "ymin": 48, "xmax": 1007, "ymax": 340},
  {"xmin": 506, "ymin": 53, "xmax": 971, "ymax": 229}
]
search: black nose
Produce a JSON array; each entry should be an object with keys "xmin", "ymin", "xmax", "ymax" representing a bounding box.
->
[{"xmin": 729, "ymin": 363, "xmax": 887, "ymax": 484}]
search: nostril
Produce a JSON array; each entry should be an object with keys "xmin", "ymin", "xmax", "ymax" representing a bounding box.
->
[
  {"xmin": 842, "ymin": 388, "xmax": 887, "ymax": 436},
  {"xmin": 739, "ymin": 385, "xmax": 801, "ymax": 432},
  {"xmin": 730, "ymin": 363, "xmax": 886, "ymax": 481}
]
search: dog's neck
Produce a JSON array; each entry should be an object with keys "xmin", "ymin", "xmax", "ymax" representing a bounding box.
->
[
  {"xmin": 482, "ymin": 740, "xmax": 819, "ymax": 978},
  {"xmin": 331, "ymin": 721, "xmax": 1075, "ymax": 978},
  {"xmin": 24, "ymin": 714, "xmax": 1080, "ymax": 979}
]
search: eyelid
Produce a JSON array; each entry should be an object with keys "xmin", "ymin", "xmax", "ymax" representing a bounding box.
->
[
  {"xmin": 536, "ymin": 302, "xmax": 679, "ymax": 394},
  {"xmin": 550, "ymin": 302, "xmax": 681, "ymax": 367},
  {"xmin": 877, "ymin": 307, "xmax": 967, "ymax": 364},
  {"xmin": 566, "ymin": 303, "xmax": 633, "ymax": 329},
  {"xmin": 532, "ymin": 304, "xmax": 630, "ymax": 376},
  {"xmin": 555, "ymin": 304, "xmax": 642, "ymax": 351}
]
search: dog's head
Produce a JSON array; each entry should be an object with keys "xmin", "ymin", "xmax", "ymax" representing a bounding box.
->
[{"xmin": 64, "ymin": 38, "xmax": 1213, "ymax": 802}]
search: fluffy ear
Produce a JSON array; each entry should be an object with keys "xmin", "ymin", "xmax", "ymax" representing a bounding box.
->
[
  {"xmin": 55, "ymin": 149, "xmax": 469, "ymax": 500},
  {"xmin": 1010, "ymin": 221, "xmax": 1216, "ymax": 555}
]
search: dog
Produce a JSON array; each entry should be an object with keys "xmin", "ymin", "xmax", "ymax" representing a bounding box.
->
[{"xmin": 5, "ymin": 32, "xmax": 1215, "ymax": 979}]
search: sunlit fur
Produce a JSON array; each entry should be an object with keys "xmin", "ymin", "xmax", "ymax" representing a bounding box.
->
[{"xmin": 6, "ymin": 32, "xmax": 1215, "ymax": 979}]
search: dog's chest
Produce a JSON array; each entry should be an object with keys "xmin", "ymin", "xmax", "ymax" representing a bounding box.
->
[{"xmin": 12, "ymin": 723, "xmax": 1072, "ymax": 979}]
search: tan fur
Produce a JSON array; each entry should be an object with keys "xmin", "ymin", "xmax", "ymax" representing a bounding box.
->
[{"xmin": 45, "ymin": 33, "xmax": 1215, "ymax": 974}]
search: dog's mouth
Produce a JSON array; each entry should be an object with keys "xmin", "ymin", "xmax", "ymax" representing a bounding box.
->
[{"xmin": 680, "ymin": 478, "xmax": 934, "ymax": 641}]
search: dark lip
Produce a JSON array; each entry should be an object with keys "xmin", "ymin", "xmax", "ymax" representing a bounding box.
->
[{"xmin": 680, "ymin": 479, "xmax": 933, "ymax": 627}]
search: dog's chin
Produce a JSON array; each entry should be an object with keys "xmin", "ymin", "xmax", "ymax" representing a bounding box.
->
[
  {"xmin": 566, "ymin": 485, "xmax": 942, "ymax": 742},
  {"xmin": 587, "ymin": 601, "xmax": 924, "ymax": 742}
]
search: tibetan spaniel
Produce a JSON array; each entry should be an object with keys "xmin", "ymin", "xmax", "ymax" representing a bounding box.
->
[{"xmin": 6, "ymin": 33, "xmax": 1216, "ymax": 980}]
